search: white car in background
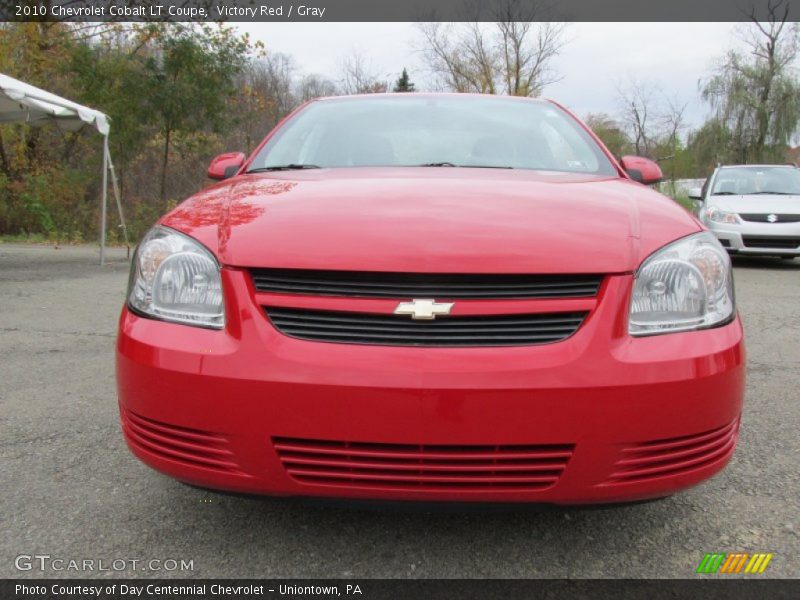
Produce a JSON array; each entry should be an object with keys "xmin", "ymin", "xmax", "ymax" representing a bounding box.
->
[{"xmin": 690, "ymin": 165, "xmax": 800, "ymax": 260}]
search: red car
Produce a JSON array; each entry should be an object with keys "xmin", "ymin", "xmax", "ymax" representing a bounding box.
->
[{"xmin": 117, "ymin": 94, "xmax": 744, "ymax": 505}]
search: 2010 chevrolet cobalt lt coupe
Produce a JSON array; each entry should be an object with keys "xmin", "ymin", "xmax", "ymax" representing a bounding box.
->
[{"xmin": 117, "ymin": 94, "xmax": 744, "ymax": 505}]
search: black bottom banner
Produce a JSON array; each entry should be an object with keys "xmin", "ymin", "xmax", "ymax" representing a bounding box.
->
[{"xmin": 4, "ymin": 579, "xmax": 800, "ymax": 600}]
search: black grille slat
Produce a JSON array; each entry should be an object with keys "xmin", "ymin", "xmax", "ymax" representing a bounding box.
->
[
  {"xmin": 272, "ymin": 331, "xmax": 569, "ymax": 342},
  {"xmin": 267, "ymin": 308, "xmax": 586, "ymax": 325},
  {"xmin": 742, "ymin": 236, "xmax": 800, "ymax": 249},
  {"xmin": 255, "ymin": 284, "xmax": 601, "ymax": 299},
  {"xmin": 266, "ymin": 307, "xmax": 588, "ymax": 347},
  {"xmin": 270, "ymin": 311, "xmax": 584, "ymax": 327},
  {"xmin": 256, "ymin": 276, "xmax": 599, "ymax": 291},
  {"xmin": 273, "ymin": 323, "xmax": 580, "ymax": 334},
  {"xmin": 251, "ymin": 269, "xmax": 603, "ymax": 299}
]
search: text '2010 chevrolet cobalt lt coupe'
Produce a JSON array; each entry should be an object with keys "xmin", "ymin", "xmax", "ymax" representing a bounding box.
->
[{"xmin": 117, "ymin": 94, "xmax": 744, "ymax": 505}]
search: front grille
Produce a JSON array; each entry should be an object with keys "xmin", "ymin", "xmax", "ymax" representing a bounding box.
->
[
  {"xmin": 739, "ymin": 213, "xmax": 800, "ymax": 223},
  {"xmin": 742, "ymin": 236, "xmax": 800, "ymax": 249},
  {"xmin": 265, "ymin": 307, "xmax": 588, "ymax": 347},
  {"xmin": 121, "ymin": 409, "xmax": 244, "ymax": 475},
  {"xmin": 603, "ymin": 419, "xmax": 739, "ymax": 484},
  {"xmin": 273, "ymin": 437, "xmax": 574, "ymax": 491},
  {"xmin": 251, "ymin": 268, "xmax": 603, "ymax": 299}
]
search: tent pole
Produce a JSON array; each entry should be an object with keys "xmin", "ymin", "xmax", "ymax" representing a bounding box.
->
[
  {"xmin": 100, "ymin": 134, "xmax": 109, "ymax": 265},
  {"xmin": 107, "ymin": 150, "xmax": 130, "ymax": 259}
]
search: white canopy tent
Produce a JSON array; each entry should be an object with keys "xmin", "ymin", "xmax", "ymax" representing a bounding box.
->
[{"xmin": 0, "ymin": 73, "xmax": 128, "ymax": 264}]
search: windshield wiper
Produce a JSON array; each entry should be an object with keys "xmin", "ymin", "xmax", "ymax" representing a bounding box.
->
[
  {"xmin": 749, "ymin": 191, "xmax": 795, "ymax": 195},
  {"xmin": 711, "ymin": 191, "xmax": 736, "ymax": 195},
  {"xmin": 248, "ymin": 164, "xmax": 321, "ymax": 172},
  {"xmin": 418, "ymin": 162, "xmax": 514, "ymax": 169},
  {"xmin": 465, "ymin": 165, "xmax": 514, "ymax": 169}
]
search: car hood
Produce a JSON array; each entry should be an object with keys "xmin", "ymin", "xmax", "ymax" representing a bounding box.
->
[
  {"xmin": 162, "ymin": 168, "xmax": 700, "ymax": 274},
  {"xmin": 708, "ymin": 194, "xmax": 800, "ymax": 214}
]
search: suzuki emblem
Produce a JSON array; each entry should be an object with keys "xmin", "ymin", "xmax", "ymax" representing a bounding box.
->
[
  {"xmin": 394, "ymin": 299, "xmax": 455, "ymax": 320},
  {"xmin": 767, "ymin": 214, "xmax": 778, "ymax": 223}
]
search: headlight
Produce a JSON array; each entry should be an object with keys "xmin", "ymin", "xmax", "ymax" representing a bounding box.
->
[
  {"xmin": 128, "ymin": 226, "xmax": 224, "ymax": 329},
  {"xmin": 705, "ymin": 206, "xmax": 740, "ymax": 224},
  {"xmin": 629, "ymin": 232, "xmax": 734, "ymax": 336}
]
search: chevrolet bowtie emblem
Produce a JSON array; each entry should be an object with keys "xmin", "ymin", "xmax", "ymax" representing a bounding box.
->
[{"xmin": 394, "ymin": 299, "xmax": 455, "ymax": 320}]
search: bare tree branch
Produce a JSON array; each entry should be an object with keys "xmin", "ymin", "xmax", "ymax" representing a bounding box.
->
[
  {"xmin": 339, "ymin": 51, "xmax": 388, "ymax": 94},
  {"xmin": 417, "ymin": 0, "xmax": 567, "ymax": 97}
]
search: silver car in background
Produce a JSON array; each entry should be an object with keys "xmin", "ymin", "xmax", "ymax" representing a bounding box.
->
[{"xmin": 690, "ymin": 165, "xmax": 800, "ymax": 260}]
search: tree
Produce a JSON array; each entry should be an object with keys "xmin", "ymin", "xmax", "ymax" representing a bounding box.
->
[
  {"xmin": 687, "ymin": 119, "xmax": 735, "ymax": 173},
  {"xmin": 393, "ymin": 68, "xmax": 415, "ymax": 92},
  {"xmin": 0, "ymin": 22, "xmax": 83, "ymax": 178},
  {"xmin": 648, "ymin": 95, "xmax": 690, "ymax": 182},
  {"xmin": 233, "ymin": 53, "xmax": 296, "ymax": 152},
  {"xmin": 296, "ymin": 74, "xmax": 340, "ymax": 102},
  {"xmin": 584, "ymin": 113, "xmax": 630, "ymax": 158},
  {"xmin": 614, "ymin": 78, "xmax": 689, "ymax": 163},
  {"xmin": 0, "ymin": 22, "xmax": 290, "ymax": 241},
  {"xmin": 135, "ymin": 24, "xmax": 252, "ymax": 202},
  {"xmin": 0, "ymin": 22, "xmax": 103, "ymax": 240},
  {"xmin": 702, "ymin": 0, "xmax": 800, "ymax": 163},
  {"xmin": 69, "ymin": 29, "xmax": 153, "ymax": 182},
  {"xmin": 417, "ymin": 1, "xmax": 566, "ymax": 96},
  {"xmin": 340, "ymin": 52, "xmax": 388, "ymax": 94},
  {"xmin": 615, "ymin": 79, "xmax": 660, "ymax": 158}
]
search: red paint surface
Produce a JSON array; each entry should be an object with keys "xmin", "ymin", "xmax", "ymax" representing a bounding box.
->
[{"xmin": 117, "ymin": 95, "xmax": 744, "ymax": 504}]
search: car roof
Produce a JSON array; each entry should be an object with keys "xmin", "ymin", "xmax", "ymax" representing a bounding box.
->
[
  {"xmin": 719, "ymin": 164, "xmax": 797, "ymax": 169},
  {"xmin": 313, "ymin": 92, "xmax": 551, "ymax": 104}
]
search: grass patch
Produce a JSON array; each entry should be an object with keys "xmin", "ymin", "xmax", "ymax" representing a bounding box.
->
[
  {"xmin": 671, "ymin": 192, "xmax": 697, "ymax": 213},
  {"xmin": 0, "ymin": 233, "xmax": 54, "ymax": 244},
  {"xmin": 0, "ymin": 233, "xmax": 132, "ymax": 247}
]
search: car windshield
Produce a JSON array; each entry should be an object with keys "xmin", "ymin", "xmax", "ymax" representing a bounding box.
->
[
  {"xmin": 711, "ymin": 167, "xmax": 800, "ymax": 196},
  {"xmin": 247, "ymin": 96, "xmax": 617, "ymax": 176}
]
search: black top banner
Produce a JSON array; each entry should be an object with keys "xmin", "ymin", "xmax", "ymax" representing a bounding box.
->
[{"xmin": 2, "ymin": 0, "xmax": 800, "ymax": 23}]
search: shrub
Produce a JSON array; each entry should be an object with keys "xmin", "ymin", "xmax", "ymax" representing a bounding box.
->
[{"xmin": 0, "ymin": 169, "xmax": 93, "ymax": 242}]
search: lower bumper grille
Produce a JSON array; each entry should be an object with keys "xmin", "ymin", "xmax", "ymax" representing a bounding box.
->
[
  {"xmin": 265, "ymin": 307, "xmax": 588, "ymax": 347},
  {"xmin": 604, "ymin": 419, "xmax": 739, "ymax": 484},
  {"xmin": 121, "ymin": 409, "xmax": 243, "ymax": 475},
  {"xmin": 273, "ymin": 437, "xmax": 575, "ymax": 491},
  {"xmin": 742, "ymin": 236, "xmax": 800, "ymax": 249}
]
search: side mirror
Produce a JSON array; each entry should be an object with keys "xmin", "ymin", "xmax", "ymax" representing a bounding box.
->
[
  {"xmin": 207, "ymin": 152, "xmax": 246, "ymax": 180},
  {"xmin": 687, "ymin": 187, "xmax": 703, "ymax": 200},
  {"xmin": 619, "ymin": 155, "xmax": 663, "ymax": 185}
]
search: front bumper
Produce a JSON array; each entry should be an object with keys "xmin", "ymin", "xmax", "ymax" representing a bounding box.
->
[
  {"xmin": 116, "ymin": 269, "xmax": 745, "ymax": 504},
  {"xmin": 706, "ymin": 219, "xmax": 800, "ymax": 256}
]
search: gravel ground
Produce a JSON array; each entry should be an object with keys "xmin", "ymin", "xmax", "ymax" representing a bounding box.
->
[{"xmin": 1, "ymin": 243, "xmax": 798, "ymax": 579}]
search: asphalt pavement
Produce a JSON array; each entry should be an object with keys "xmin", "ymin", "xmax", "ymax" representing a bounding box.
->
[{"xmin": 1, "ymin": 243, "xmax": 798, "ymax": 578}]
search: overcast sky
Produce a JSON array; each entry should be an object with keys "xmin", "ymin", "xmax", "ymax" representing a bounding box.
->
[{"xmin": 237, "ymin": 22, "xmax": 749, "ymax": 131}]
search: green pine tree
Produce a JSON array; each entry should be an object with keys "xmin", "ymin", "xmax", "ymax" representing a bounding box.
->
[{"xmin": 393, "ymin": 68, "xmax": 415, "ymax": 93}]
